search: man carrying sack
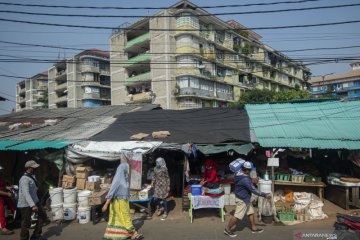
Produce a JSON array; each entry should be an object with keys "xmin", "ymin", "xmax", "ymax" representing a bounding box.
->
[{"xmin": 18, "ymin": 160, "xmax": 47, "ymax": 240}]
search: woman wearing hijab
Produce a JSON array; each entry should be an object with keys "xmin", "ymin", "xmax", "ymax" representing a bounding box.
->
[
  {"xmin": 152, "ymin": 157, "xmax": 170, "ymax": 220},
  {"xmin": 201, "ymin": 159, "xmax": 220, "ymax": 189},
  {"xmin": 102, "ymin": 153, "xmax": 143, "ymax": 240}
]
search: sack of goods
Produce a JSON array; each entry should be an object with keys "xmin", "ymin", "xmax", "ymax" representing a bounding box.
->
[{"xmin": 229, "ymin": 158, "xmax": 245, "ymax": 173}]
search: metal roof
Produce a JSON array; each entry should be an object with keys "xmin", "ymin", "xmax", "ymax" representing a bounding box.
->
[
  {"xmin": 245, "ymin": 101, "xmax": 360, "ymax": 149},
  {"xmin": 6, "ymin": 140, "xmax": 77, "ymax": 151},
  {"xmin": 0, "ymin": 104, "xmax": 159, "ymax": 141}
]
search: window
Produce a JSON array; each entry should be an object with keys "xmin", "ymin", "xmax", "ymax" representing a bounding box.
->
[
  {"xmin": 176, "ymin": 77, "xmax": 189, "ymax": 88},
  {"xmin": 217, "ymin": 66, "xmax": 226, "ymax": 77},
  {"xmin": 189, "ymin": 77, "xmax": 199, "ymax": 88},
  {"xmin": 82, "ymin": 58, "xmax": 99, "ymax": 67},
  {"xmin": 176, "ymin": 34, "xmax": 195, "ymax": 47},
  {"xmin": 176, "ymin": 13, "xmax": 199, "ymax": 28},
  {"xmin": 179, "ymin": 98, "xmax": 202, "ymax": 109},
  {"xmin": 216, "ymin": 83, "xmax": 233, "ymax": 94},
  {"xmin": 177, "ymin": 56, "xmax": 194, "ymax": 67},
  {"xmin": 199, "ymin": 79, "xmax": 214, "ymax": 91}
]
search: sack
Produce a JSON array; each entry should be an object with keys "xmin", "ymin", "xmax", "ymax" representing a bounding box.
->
[{"xmin": 229, "ymin": 158, "xmax": 245, "ymax": 173}]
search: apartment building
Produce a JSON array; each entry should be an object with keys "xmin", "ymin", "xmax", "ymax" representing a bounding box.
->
[
  {"xmin": 110, "ymin": 0, "xmax": 310, "ymax": 109},
  {"xmin": 310, "ymin": 61, "xmax": 360, "ymax": 99},
  {"xmin": 16, "ymin": 72, "xmax": 48, "ymax": 111},
  {"xmin": 48, "ymin": 49, "xmax": 111, "ymax": 109}
]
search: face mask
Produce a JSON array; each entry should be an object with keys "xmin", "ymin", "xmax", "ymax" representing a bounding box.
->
[{"xmin": 156, "ymin": 164, "xmax": 161, "ymax": 169}]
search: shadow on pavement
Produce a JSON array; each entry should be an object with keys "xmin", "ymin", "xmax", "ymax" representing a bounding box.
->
[{"xmin": 42, "ymin": 220, "xmax": 71, "ymax": 238}]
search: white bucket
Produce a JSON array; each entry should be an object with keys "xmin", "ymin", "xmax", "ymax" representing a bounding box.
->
[
  {"xmin": 51, "ymin": 203, "xmax": 63, "ymax": 221},
  {"xmin": 259, "ymin": 179, "xmax": 272, "ymax": 194},
  {"xmin": 49, "ymin": 188, "xmax": 63, "ymax": 205},
  {"xmin": 78, "ymin": 207, "xmax": 91, "ymax": 224},
  {"xmin": 63, "ymin": 188, "xmax": 77, "ymax": 204},
  {"xmin": 78, "ymin": 190, "xmax": 92, "ymax": 207},
  {"xmin": 63, "ymin": 203, "xmax": 77, "ymax": 220}
]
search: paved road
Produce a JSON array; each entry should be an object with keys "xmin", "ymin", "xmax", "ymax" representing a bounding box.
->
[{"xmin": 5, "ymin": 210, "xmax": 335, "ymax": 240}]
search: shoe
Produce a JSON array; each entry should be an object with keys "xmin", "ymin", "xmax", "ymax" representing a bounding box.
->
[
  {"xmin": 224, "ymin": 229, "xmax": 237, "ymax": 238},
  {"xmin": 157, "ymin": 208, "xmax": 164, "ymax": 216},
  {"xmin": 161, "ymin": 214, "xmax": 167, "ymax": 220},
  {"xmin": 251, "ymin": 228, "xmax": 264, "ymax": 233}
]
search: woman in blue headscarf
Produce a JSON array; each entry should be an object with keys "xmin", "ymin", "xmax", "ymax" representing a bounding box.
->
[{"xmin": 102, "ymin": 153, "xmax": 143, "ymax": 240}]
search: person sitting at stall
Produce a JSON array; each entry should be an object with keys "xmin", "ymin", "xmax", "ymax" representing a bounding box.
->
[
  {"xmin": 0, "ymin": 165, "xmax": 15, "ymax": 235},
  {"xmin": 102, "ymin": 153, "xmax": 143, "ymax": 240},
  {"xmin": 152, "ymin": 157, "xmax": 170, "ymax": 220},
  {"xmin": 201, "ymin": 159, "xmax": 220, "ymax": 189}
]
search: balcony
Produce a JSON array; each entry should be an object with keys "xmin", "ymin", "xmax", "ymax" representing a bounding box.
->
[
  {"xmin": 125, "ymin": 72, "xmax": 151, "ymax": 86},
  {"xmin": 311, "ymin": 89, "xmax": 327, "ymax": 94},
  {"xmin": 38, "ymin": 85, "xmax": 47, "ymax": 91},
  {"xmin": 82, "ymin": 81, "xmax": 110, "ymax": 88},
  {"xmin": 176, "ymin": 46, "xmax": 200, "ymax": 55},
  {"xmin": 175, "ymin": 25, "xmax": 199, "ymax": 37},
  {"xmin": 19, "ymin": 88, "xmax": 26, "ymax": 94},
  {"xmin": 81, "ymin": 65, "xmax": 100, "ymax": 73},
  {"xmin": 55, "ymin": 82, "xmax": 67, "ymax": 92},
  {"xmin": 177, "ymin": 87, "xmax": 234, "ymax": 101},
  {"xmin": 126, "ymin": 53, "xmax": 151, "ymax": 66},
  {"xmin": 100, "ymin": 69, "xmax": 110, "ymax": 76},
  {"xmin": 125, "ymin": 33, "xmax": 150, "ymax": 49},
  {"xmin": 55, "ymin": 95, "xmax": 67, "ymax": 103},
  {"xmin": 126, "ymin": 92, "xmax": 153, "ymax": 103},
  {"xmin": 83, "ymin": 92, "xmax": 100, "ymax": 99},
  {"xmin": 344, "ymin": 84, "xmax": 360, "ymax": 90}
]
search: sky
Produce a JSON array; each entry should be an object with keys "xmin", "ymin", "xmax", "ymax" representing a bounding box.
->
[{"xmin": 0, "ymin": 0, "xmax": 359, "ymax": 114}]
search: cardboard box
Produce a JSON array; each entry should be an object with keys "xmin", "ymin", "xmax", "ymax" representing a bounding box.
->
[
  {"xmin": 76, "ymin": 166, "xmax": 91, "ymax": 179},
  {"xmin": 138, "ymin": 188, "xmax": 153, "ymax": 200},
  {"xmin": 62, "ymin": 181, "xmax": 75, "ymax": 189},
  {"xmin": 86, "ymin": 181, "xmax": 100, "ymax": 191},
  {"xmin": 62, "ymin": 175, "xmax": 76, "ymax": 183},
  {"xmin": 76, "ymin": 178, "xmax": 87, "ymax": 190},
  {"xmin": 89, "ymin": 189, "xmax": 109, "ymax": 206}
]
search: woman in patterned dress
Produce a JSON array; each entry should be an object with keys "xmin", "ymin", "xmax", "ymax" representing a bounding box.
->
[
  {"xmin": 102, "ymin": 153, "xmax": 143, "ymax": 240},
  {"xmin": 152, "ymin": 157, "xmax": 170, "ymax": 220}
]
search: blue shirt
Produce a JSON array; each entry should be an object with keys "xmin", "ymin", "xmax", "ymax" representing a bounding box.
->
[{"xmin": 234, "ymin": 173, "xmax": 266, "ymax": 204}]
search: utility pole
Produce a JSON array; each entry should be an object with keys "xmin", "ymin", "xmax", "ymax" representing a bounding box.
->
[{"xmin": 313, "ymin": 73, "xmax": 334, "ymax": 94}]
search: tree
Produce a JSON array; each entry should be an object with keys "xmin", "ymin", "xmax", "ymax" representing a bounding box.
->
[{"xmin": 38, "ymin": 91, "xmax": 48, "ymax": 108}]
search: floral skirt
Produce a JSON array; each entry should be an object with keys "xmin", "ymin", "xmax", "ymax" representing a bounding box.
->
[{"xmin": 104, "ymin": 199, "xmax": 135, "ymax": 240}]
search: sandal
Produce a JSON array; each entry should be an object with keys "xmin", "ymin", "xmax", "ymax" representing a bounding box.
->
[
  {"xmin": 157, "ymin": 208, "xmax": 164, "ymax": 216},
  {"xmin": 131, "ymin": 232, "xmax": 144, "ymax": 240},
  {"xmin": 0, "ymin": 229, "xmax": 14, "ymax": 235}
]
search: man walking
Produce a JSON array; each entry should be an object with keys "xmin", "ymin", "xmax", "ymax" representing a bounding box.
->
[
  {"xmin": 18, "ymin": 160, "xmax": 47, "ymax": 240},
  {"xmin": 224, "ymin": 161, "xmax": 271, "ymax": 237}
]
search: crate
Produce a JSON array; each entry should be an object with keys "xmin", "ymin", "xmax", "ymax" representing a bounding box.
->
[
  {"xmin": 276, "ymin": 173, "xmax": 292, "ymax": 181},
  {"xmin": 304, "ymin": 176, "xmax": 321, "ymax": 182},
  {"xmin": 278, "ymin": 211, "xmax": 295, "ymax": 221},
  {"xmin": 190, "ymin": 184, "xmax": 202, "ymax": 196},
  {"xmin": 291, "ymin": 175, "xmax": 305, "ymax": 183}
]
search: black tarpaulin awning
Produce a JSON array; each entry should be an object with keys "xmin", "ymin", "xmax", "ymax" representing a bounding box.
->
[{"xmin": 91, "ymin": 108, "xmax": 251, "ymax": 144}]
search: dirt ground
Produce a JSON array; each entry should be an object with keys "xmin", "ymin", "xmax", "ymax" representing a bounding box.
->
[{"xmin": 3, "ymin": 199, "xmax": 356, "ymax": 240}]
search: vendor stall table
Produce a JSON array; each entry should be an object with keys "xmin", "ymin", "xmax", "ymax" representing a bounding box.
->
[
  {"xmin": 326, "ymin": 185, "xmax": 360, "ymax": 210},
  {"xmin": 129, "ymin": 196, "xmax": 154, "ymax": 219},
  {"xmin": 274, "ymin": 181, "xmax": 326, "ymax": 200},
  {"xmin": 188, "ymin": 193, "xmax": 225, "ymax": 223}
]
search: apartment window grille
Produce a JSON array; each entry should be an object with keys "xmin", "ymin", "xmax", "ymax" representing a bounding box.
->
[
  {"xmin": 177, "ymin": 55, "xmax": 194, "ymax": 67},
  {"xmin": 179, "ymin": 98, "xmax": 202, "ymax": 108},
  {"xmin": 82, "ymin": 58, "xmax": 99, "ymax": 67},
  {"xmin": 189, "ymin": 77, "xmax": 199, "ymax": 88},
  {"xmin": 199, "ymin": 79, "xmax": 214, "ymax": 91},
  {"xmin": 177, "ymin": 77, "xmax": 189, "ymax": 88},
  {"xmin": 176, "ymin": 13, "xmax": 199, "ymax": 28}
]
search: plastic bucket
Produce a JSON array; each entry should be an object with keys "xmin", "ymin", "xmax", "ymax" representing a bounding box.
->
[
  {"xmin": 78, "ymin": 207, "xmax": 91, "ymax": 224},
  {"xmin": 259, "ymin": 179, "xmax": 272, "ymax": 194},
  {"xmin": 78, "ymin": 190, "xmax": 92, "ymax": 207},
  {"xmin": 63, "ymin": 203, "xmax": 77, "ymax": 220},
  {"xmin": 49, "ymin": 188, "xmax": 63, "ymax": 205},
  {"xmin": 63, "ymin": 188, "xmax": 77, "ymax": 204},
  {"xmin": 51, "ymin": 203, "xmax": 63, "ymax": 221}
]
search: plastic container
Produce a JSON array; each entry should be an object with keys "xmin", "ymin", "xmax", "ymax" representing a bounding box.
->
[
  {"xmin": 259, "ymin": 179, "xmax": 272, "ymax": 193},
  {"xmin": 51, "ymin": 203, "xmax": 63, "ymax": 221},
  {"xmin": 304, "ymin": 176, "xmax": 321, "ymax": 182},
  {"xmin": 63, "ymin": 203, "xmax": 77, "ymax": 220},
  {"xmin": 78, "ymin": 207, "xmax": 91, "ymax": 224},
  {"xmin": 77, "ymin": 190, "xmax": 92, "ymax": 207},
  {"xmin": 264, "ymin": 171, "xmax": 269, "ymax": 181},
  {"xmin": 229, "ymin": 158, "xmax": 245, "ymax": 173},
  {"xmin": 222, "ymin": 184, "xmax": 231, "ymax": 195},
  {"xmin": 88, "ymin": 175, "xmax": 100, "ymax": 182},
  {"xmin": 291, "ymin": 175, "xmax": 305, "ymax": 183},
  {"xmin": 49, "ymin": 188, "xmax": 63, "ymax": 205},
  {"xmin": 190, "ymin": 184, "xmax": 202, "ymax": 196},
  {"xmin": 63, "ymin": 188, "xmax": 77, "ymax": 204}
]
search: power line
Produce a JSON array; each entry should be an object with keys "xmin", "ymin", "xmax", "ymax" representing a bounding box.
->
[
  {"xmin": 2, "ymin": 3, "xmax": 360, "ymax": 18},
  {"xmin": 0, "ymin": 0, "xmax": 330, "ymax": 10},
  {"xmin": 0, "ymin": 91, "xmax": 15, "ymax": 99},
  {"xmin": 1, "ymin": 17, "xmax": 360, "ymax": 31}
]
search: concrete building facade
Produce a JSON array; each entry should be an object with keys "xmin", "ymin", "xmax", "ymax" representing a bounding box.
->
[
  {"xmin": 310, "ymin": 61, "xmax": 360, "ymax": 99},
  {"xmin": 48, "ymin": 49, "xmax": 111, "ymax": 109},
  {"xmin": 16, "ymin": 72, "xmax": 48, "ymax": 111},
  {"xmin": 110, "ymin": 0, "xmax": 310, "ymax": 109}
]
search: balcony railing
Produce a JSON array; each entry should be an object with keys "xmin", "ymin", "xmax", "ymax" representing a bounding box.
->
[
  {"xmin": 56, "ymin": 95, "xmax": 67, "ymax": 103},
  {"xmin": 178, "ymin": 87, "xmax": 234, "ymax": 101},
  {"xmin": 125, "ymin": 33, "xmax": 150, "ymax": 49},
  {"xmin": 126, "ymin": 72, "xmax": 151, "ymax": 85},
  {"xmin": 55, "ymin": 82, "xmax": 67, "ymax": 91},
  {"xmin": 127, "ymin": 92, "xmax": 153, "ymax": 103},
  {"xmin": 127, "ymin": 53, "xmax": 151, "ymax": 66},
  {"xmin": 81, "ymin": 65, "xmax": 100, "ymax": 73}
]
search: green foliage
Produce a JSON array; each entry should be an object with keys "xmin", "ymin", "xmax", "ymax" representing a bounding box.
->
[
  {"xmin": 233, "ymin": 44, "xmax": 241, "ymax": 52},
  {"xmin": 241, "ymin": 43, "xmax": 251, "ymax": 55},
  {"xmin": 233, "ymin": 89, "xmax": 313, "ymax": 106},
  {"xmin": 240, "ymin": 30, "xmax": 249, "ymax": 38},
  {"xmin": 294, "ymin": 83, "xmax": 301, "ymax": 91},
  {"xmin": 39, "ymin": 91, "xmax": 48, "ymax": 108}
]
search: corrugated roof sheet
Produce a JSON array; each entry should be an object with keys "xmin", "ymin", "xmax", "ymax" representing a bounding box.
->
[
  {"xmin": 0, "ymin": 104, "xmax": 159, "ymax": 141},
  {"xmin": 0, "ymin": 140, "xmax": 22, "ymax": 150},
  {"xmin": 246, "ymin": 101, "xmax": 360, "ymax": 149}
]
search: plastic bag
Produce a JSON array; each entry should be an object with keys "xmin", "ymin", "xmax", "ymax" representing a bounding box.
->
[{"xmin": 259, "ymin": 194, "xmax": 274, "ymax": 216}]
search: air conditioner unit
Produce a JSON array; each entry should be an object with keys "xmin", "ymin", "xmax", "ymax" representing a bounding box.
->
[{"xmin": 198, "ymin": 65, "xmax": 205, "ymax": 69}]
